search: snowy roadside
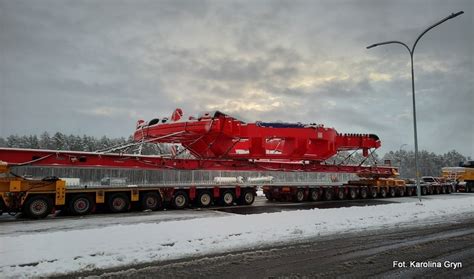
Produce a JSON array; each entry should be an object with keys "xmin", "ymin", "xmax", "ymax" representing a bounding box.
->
[{"xmin": 0, "ymin": 196, "xmax": 473, "ymax": 278}]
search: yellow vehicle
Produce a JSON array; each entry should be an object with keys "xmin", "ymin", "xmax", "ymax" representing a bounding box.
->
[
  {"xmin": 0, "ymin": 161, "xmax": 66, "ymax": 218},
  {"xmin": 442, "ymin": 161, "xmax": 474, "ymax": 192}
]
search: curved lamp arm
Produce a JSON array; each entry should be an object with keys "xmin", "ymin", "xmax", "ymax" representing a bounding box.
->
[
  {"xmin": 412, "ymin": 11, "xmax": 464, "ymax": 53},
  {"xmin": 367, "ymin": 40, "xmax": 411, "ymax": 54}
]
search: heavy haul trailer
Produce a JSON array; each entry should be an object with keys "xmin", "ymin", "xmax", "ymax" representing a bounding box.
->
[
  {"xmin": 0, "ymin": 147, "xmax": 395, "ymax": 219},
  {"xmin": 0, "ymin": 149, "xmax": 453, "ymax": 219},
  {"xmin": 0, "ymin": 108, "xmax": 449, "ymax": 219},
  {"xmin": 0, "ymin": 163, "xmax": 256, "ymax": 218},
  {"xmin": 262, "ymin": 176, "xmax": 454, "ymax": 202}
]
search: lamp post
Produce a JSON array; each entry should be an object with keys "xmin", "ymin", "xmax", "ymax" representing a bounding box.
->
[{"xmin": 367, "ymin": 11, "xmax": 464, "ymax": 201}]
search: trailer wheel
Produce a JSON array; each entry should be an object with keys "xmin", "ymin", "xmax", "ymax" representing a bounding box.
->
[
  {"xmin": 447, "ymin": 185, "xmax": 453, "ymax": 193},
  {"xmin": 380, "ymin": 188, "xmax": 387, "ymax": 198},
  {"xmin": 108, "ymin": 193, "xmax": 130, "ymax": 213},
  {"xmin": 360, "ymin": 188, "xmax": 368, "ymax": 199},
  {"xmin": 240, "ymin": 190, "xmax": 255, "ymax": 205},
  {"xmin": 388, "ymin": 187, "xmax": 397, "ymax": 198},
  {"xmin": 369, "ymin": 188, "xmax": 378, "ymax": 198},
  {"xmin": 197, "ymin": 191, "xmax": 213, "ymax": 207},
  {"xmin": 221, "ymin": 190, "xmax": 235, "ymax": 206},
  {"xmin": 264, "ymin": 192, "xmax": 273, "ymax": 201},
  {"xmin": 141, "ymin": 192, "xmax": 163, "ymax": 211},
  {"xmin": 349, "ymin": 188, "xmax": 358, "ymax": 199},
  {"xmin": 435, "ymin": 186, "xmax": 441, "ymax": 195},
  {"xmin": 294, "ymin": 189, "xmax": 305, "ymax": 202},
  {"xmin": 337, "ymin": 189, "xmax": 345, "ymax": 200},
  {"xmin": 428, "ymin": 186, "xmax": 434, "ymax": 195},
  {"xmin": 398, "ymin": 188, "xmax": 405, "ymax": 197},
  {"xmin": 324, "ymin": 189, "xmax": 333, "ymax": 201},
  {"xmin": 309, "ymin": 189, "xmax": 320, "ymax": 201},
  {"xmin": 69, "ymin": 194, "xmax": 94, "ymax": 215},
  {"xmin": 421, "ymin": 187, "xmax": 427, "ymax": 195},
  {"xmin": 23, "ymin": 195, "xmax": 52, "ymax": 219},
  {"xmin": 172, "ymin": 191, "xmax": 189, "ymax": 209},
  {"xmin": 441, "ymin": 186, "xmax": 447, "ymax": 194},
  {"xmin": 0, "ymin": 199, "xmax": 4, "ymax": 215}
]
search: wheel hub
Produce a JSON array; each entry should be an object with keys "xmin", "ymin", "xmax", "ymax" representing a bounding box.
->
[
  {"xmin": 146, "ymin": 197, "xmax": 157, "ymax": 207},
  {"xmin": 74, "ymin": 199, "xmax": 89, "ymax": 213},
  {"xmin": 175, "ymin": 195, "xmax": 185, "ymax": 207},
  {"xmin": 201, "ymin": 194, "xmax": 210, "ymax": 205},
  {"xmin": 245, "ymin": 193, "xmax": 253, "ymax": 203},
  {"xmin": 224, "ymin": 193, "xmax": 233, "ymax": 204},
  {"xmin": 31, "ymin": 200, "xmax": 47, "ymax": 215},
  {"xmin": 113, "ymin": 198, "xmax": 125, "ymax": 210}
]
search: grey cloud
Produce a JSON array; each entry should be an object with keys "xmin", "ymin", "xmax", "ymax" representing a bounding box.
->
[{"xmin": 0, "ymin": 0, "xmax": 472, "ymax": 157}]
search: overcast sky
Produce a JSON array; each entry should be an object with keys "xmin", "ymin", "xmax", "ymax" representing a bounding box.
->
[{"xmin": 1, "ymin": 0, "xmax": 472, "ymax": 156}]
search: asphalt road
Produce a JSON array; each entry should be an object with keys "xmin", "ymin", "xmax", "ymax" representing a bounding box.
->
[{"xmin": 78, "ymin": 216, "xmax": 474, "ymax": 279}]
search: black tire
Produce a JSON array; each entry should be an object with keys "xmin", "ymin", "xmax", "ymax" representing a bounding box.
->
[
  {"xmin": 23, "ymin": 195, "xmax": 52, "ymax": 219},
  {"xmin": 370, "ymin": 188, "xmax": 378, "ymax": 198},
  {"xmin": 294, "ymin": 189, "xmax": 305, "ymax": 202},
  {"xmin": 406, "ymin": 188, "xmax": 413, "ymax": 196},
  {"xmin": 141, "ymin": 192, "xmax": 163, "ymax": 211},
  {"xmin": 441, "ymin": 186, "xmax": 447, "ymax": 194},
  {"xmin": 240, "ymin": 190, "xmax": 255, "ymax": 205},
  {"xmin": 398, "ymin": 188, "xmax": 405, "ymax": 197},
  {"xmin": 108, "ymin": 193, "xmax": 130, "ymax": 213},
  {"xmin": 389, "ymin": 187, "xmax": 396, "ymax": 197},
  {"xmin": 337, "ymin": 189, "xmax": 345, "ymax": 200},
  {"xmin": 360, "ymin": 188, "xmax": 368, "ymax": 199},
  {"xmin": 309, "ymin": 189, "xmax": 320, "ymax": 201},
  {"xmin": 421, "ymin": 187, "xmax": 427, "ymax": 195},
  {"xmin": 68, "ymin": 194, "xmax": 94, "ymax": 216},
  {"xmin": 0, "ymin": 199, "xmax": 4, "ymax": 215},
  {"xmin": 324, "ymin": 189, "xmax": 333, "ymax": 201},
  {"xmin": 197, "ymin": 191, "xmax": 213, "ymax": 207},
  {"xmin": 172, "ymin": 191, "xmax": 189, "ymax": 209},
  {"xmin": 221, "ymin": 190, "xmax": 235, "ymax": 206},
  {"xmin": 349, "ymin": 188, "xmax": 358, "ymax": 199},
  {"xmin": 380, "ymin": 188, "xmax": 387, "ymax": 198},
  {"xmin": 428, "ymin": 186, "xmax": 434, "ymax": 195},
  {"xmin": 434, "ymin": 186, "xmax": 440, "ymax": 195},
  {"xmin": 264, "ymin": 193, "xmax": 273, "ymax": 201}
]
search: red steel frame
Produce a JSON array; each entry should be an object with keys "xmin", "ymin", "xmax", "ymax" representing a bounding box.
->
[{"xmin": 0, "ymin": 147, "xmax": 396, "ymax": 177}]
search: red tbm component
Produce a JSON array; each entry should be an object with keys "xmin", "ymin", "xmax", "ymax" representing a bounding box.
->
[{"xmin": 134, "ymin": 109, "xmax": 381, "ymax": 161}]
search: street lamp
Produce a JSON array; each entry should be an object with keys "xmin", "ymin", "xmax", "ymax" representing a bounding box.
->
[{"xmin": 367, "ymin": 11, "xmax": 464, "ymax": 201}]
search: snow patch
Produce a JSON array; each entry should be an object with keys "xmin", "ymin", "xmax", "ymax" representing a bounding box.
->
[{"xmin": 0, "ymin": 197, "xmax": 472, "ymax": 278}]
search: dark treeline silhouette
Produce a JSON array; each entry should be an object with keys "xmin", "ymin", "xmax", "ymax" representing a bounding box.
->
[
  {"xmin": 0, "ymin": 132, "xmax": 165, "ymax": 155},
  {"xmin": 0, "ymin": 132, "xmax": 470, "ymax": 178}
]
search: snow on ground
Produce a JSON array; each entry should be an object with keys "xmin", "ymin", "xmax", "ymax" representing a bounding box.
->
[
  {"xmin": 1, "ymin": 196, "xmax": 473, "ymax": 278},
  {"xmin": 0, "ymin": 209, "xmax": 230, "ymax": 236}
]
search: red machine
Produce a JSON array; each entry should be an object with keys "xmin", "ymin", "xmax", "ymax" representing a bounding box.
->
[
  {"xmin": 0, "ymin": 108, "xmax": 388, "ymax": 175},
  {"xmin": 134, "ymin": 109, "xmax": 381, "ymax": 161},
  {"xmin": 0, "ymin": 108, "xmax": 399, "ymax": 219}
]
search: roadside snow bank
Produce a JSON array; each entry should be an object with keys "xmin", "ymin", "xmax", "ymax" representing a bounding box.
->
[{"xmin": 1, "ymin": 197, "xmax": 472, "ymax": 278}]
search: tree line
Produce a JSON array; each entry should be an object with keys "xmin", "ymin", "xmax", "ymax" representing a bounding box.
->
[
  {"xmin": 382, "ymin": 149, "xmax": 469, "ymax": 178},
  {"xmin": 0, "ymin": 132, "xmax": 470, "ymax": 178},
  {"xmin": 0, "ymin": 132, "xmax": 170, "ymax": 156}
]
